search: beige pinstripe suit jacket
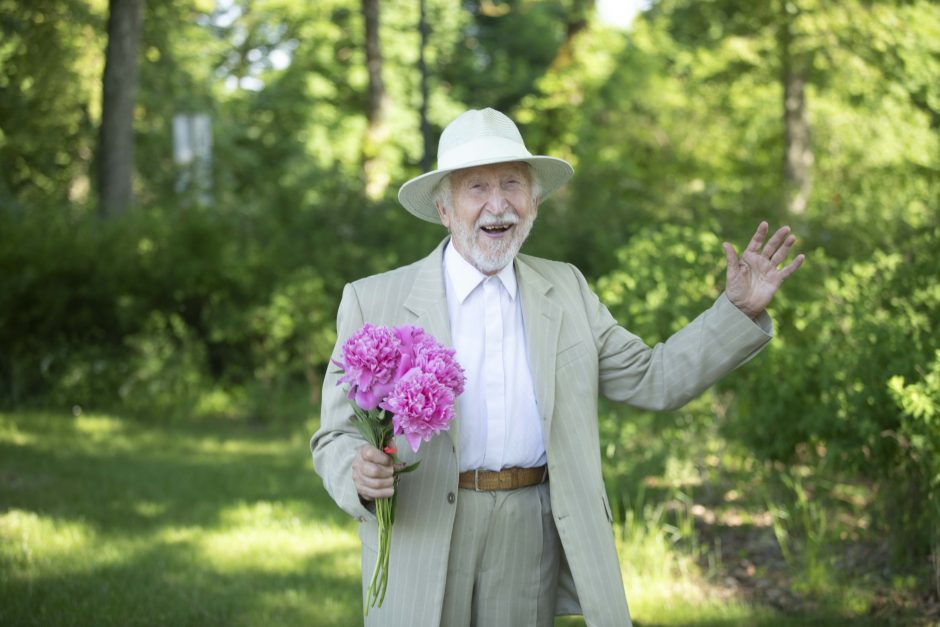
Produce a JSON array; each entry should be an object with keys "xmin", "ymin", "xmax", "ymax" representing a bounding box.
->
[{"xmin": 311, "ymin": 238, "xmax": 772, "ymax": 626}]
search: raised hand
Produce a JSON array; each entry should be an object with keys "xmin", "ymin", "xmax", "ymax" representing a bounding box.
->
[{"xmin": 723, "ymin": 221, "xmax": 805, "ymax": 319}]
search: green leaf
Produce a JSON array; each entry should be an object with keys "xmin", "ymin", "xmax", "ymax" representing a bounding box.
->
[{"xmin": 397, "ymin": 460, "xmax": 421, "ymax": 475}]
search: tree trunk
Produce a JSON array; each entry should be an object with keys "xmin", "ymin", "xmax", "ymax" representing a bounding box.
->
[
  {"xmin": 362, "ymin": 0, "xmax": 390, "ymax": 199},
  {"xmin": 418, "ymin": 0, "xmax": 431, "ymax": 173},
  {"xmin": 779, "ymin": 8, "xmax": 813, "ymax": 217},
  {"xmin": 98, "ymin": 0, "xmax": 143, "ymax": 218},
  {"xmin": 547, "ymin": 0, "xmax": 591, "ymax": 72}
]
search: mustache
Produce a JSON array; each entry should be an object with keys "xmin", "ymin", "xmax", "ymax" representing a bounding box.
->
[{"xmin": 476, "ymin": 212, "xmax": 520, "ymax": 228}]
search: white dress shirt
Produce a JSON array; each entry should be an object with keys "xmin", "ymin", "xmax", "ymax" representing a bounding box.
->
[{"xmin": 442, "ymin": 241, "xmax": 547, "ymax": 472}]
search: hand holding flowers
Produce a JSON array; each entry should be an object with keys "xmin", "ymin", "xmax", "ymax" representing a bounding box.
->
[{"xmin": 334, "ymin": 323, "xmax": 465, "ymax": 612}]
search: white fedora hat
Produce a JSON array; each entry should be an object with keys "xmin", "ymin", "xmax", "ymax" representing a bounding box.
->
[{"xmin": 398, "ymin": 108, "xmax": 574, "ymax": 224}]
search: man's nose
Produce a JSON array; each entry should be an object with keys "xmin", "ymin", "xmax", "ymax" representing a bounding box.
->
[{"xmin": 484, "ymin": 186, "xmax": 509, "ymax": 212}]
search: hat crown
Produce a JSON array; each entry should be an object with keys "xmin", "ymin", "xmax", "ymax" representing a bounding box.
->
[{"xmin": 437, "ymin": 108, "xmax": 532, "ymax": 170}]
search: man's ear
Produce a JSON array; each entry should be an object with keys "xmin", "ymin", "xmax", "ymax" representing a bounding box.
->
[{"xmin": 436, "ymin": 201, "xmax": 450, "ymax": 227}]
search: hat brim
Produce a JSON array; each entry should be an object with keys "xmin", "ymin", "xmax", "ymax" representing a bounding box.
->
[{"xmin": 398, "ymin": 155, "xmax": 574, "ymax": 224}]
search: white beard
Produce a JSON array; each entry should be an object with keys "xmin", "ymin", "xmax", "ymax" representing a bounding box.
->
[{"xmin": 449, "ymin": 210, "xmax": 535, "ymax": 275}]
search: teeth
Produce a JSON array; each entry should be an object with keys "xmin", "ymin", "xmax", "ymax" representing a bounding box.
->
[{"xmin": 482, "ymin": 224, "xmax": 511, "ymax": 232}]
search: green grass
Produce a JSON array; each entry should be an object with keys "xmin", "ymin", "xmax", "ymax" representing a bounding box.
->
[
  {"xmin": 0, "ymin": 411, "xmax": 360, "ymax": 626},
  {"xmin": 0, "ymin": 411, "xmax": 925, "ymax": 626}
]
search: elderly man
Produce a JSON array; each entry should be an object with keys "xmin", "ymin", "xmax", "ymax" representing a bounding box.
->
[{"xmin": 311, "ymin": 108, "xmax": 804, "ymax": 626}]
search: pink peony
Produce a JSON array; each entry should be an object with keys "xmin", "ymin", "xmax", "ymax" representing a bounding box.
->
[
  {"xmin": 392, "ymin": 325, "xmax": 435, "ymax": 373},
  {"xmin": 381, "ymin": 370, "xmax": 456, "ymax": 452},
  {"xmin": 334, "ymin": 323, "xmax": 401, "ymax": 410},
  {"xmin": 395, "ymin": 324, "xmax": 466, "ymax": 396},
  {"xmin": 413, "ymin": 344, "xmax": 465, "ymax": 396}
]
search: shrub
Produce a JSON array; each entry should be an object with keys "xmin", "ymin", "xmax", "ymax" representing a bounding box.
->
[{"xmin": 727, "ymin": 227, "xmax": 940, "ymax": 558}]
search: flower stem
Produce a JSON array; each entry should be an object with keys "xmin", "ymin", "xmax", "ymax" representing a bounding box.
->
[{"xmin": 365, "ymin": 491, "xmax": 395, "ymax": 613}]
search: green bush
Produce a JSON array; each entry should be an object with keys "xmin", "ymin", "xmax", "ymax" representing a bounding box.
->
[
  {"xmin": 593, "ymin": 224, "xmax": 729, "ymax": 518},
  {"xmin": 888, "ymin": 349, "xmax": 940, "ymax": 560},
  {"xmin": 727, "ymin": 227, "xmax": 940, "ymax": 558},
  {"xmin": 594, "ymin": 223, "xmax": 726, "ymax": 341},
  {"xmin": 592, "ymin": 224, "xmax": 940, "ymax": 559},
  {"xmin": 0, "ymin": 202, "xmax": 350, "ymax": 420}
]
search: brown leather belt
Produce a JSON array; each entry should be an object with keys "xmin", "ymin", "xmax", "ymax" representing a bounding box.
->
[{"xmin": 458, "ymin": 465, "xmax": 548, "ymax": 491}]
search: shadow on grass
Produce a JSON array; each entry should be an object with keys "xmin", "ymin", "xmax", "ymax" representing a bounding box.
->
[
  {"xmin": 0, "ymin": 412, "xmax": 349, "ymax": 533},
  {"xmin": 0, "ymin": 411, "xmax": 362, "ymax": 626},
  {"xmin": 0, "ymin": 538, "xmax": 360, "ymax": 626}
]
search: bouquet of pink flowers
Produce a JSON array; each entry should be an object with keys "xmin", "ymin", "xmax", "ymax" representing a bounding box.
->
[{"xmin": 334, "ymin": 323, "xmax": 465, "ymax": 611}]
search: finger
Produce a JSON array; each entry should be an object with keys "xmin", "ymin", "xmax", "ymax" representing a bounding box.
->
[
  {"xmin": 352, "ymin": 456, "xmax": 395, "ymax": 482},
  {"xmin": 761, "ymin": 226, "xmax": 791, "ymax": 259},
  {"xmin": 745, "ymin": 221, "xmax": 769, "ymax": 254},
  {"xmin": 358, "ymin": 444, "xmax": 394, "ymax": 467},
  {"xmin": 354, "ymin": 468, "xmax": 395, "ymax": 489},
  {"xmin": 769, "ymin": 234, "xmax": 797, "ymax": 266},
  {"xmin": 352, "ymin": 465, "xmax": 396, "ymax": 499},
  {"xmin": 356, "ymin": 481, "xmax": 395, "ymax": 500},
  {"xmin": 352, "ymin": 447, "xmax": 395, "ymax": 485},
  {"xmin": 722, "ymin": 242, "xmax": 737, "ymax": 266},
  {"xmin": 777, "ymin": 253, "xmax": 805, "ymax": 279},
  {"xmin": 361, "ymin": 459, "xmax": 395, "ymax": 479}
]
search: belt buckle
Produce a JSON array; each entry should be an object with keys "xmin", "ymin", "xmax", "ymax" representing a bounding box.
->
[{"xmin": 473, "ymin": 469, "xmax": 482, "ymax": 492}]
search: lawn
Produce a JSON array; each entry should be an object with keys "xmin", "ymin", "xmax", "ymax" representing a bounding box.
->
[
  {"xmin": 0, "ymin": 411, "xmax": 925, "ymax": 626},
  {"xmin": 0, "ymin": 411, "xmax": 359, "ymax": 626}
]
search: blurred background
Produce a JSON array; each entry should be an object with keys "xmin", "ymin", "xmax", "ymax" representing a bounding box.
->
[{"xmin": 1, "ymin": 0, "xmax": 937, "ymax": 624}]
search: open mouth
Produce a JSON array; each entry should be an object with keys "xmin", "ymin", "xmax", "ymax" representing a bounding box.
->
[{"xmin": 480, "ymin": 224, "xmax": 513, "ymax": 234}]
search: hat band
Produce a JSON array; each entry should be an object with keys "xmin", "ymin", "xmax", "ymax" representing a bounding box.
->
[{"xmin": 438, "ymin": 136, "xmax": 533, "ymax": 171}]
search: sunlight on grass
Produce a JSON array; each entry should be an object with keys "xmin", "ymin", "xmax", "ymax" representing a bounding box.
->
[
  {"xmin": 70, "ymin": 414, "xmax": 156, "ymax": 457},
  {"xmin": 0, "ymin": 411, "xmax": 363, "ymax": 626},
  {"xmin": 73, "ymin": 414, "xmax": 125, "ymax": 437},
  {"xmin": 0, "ymin": 419, "xmax": 37, "ymax": 446},
  {"xmin": 132, "ymin": 499, "xmax": 168, "ymax": 519},
  {"xmin": 614, "ymin": 513, "xmax": 780, "ymax": 625},
  {"xmin": 199, "ymin": 500, "xmax": 359, "ymax": 575},
  {"xmin": 182, "ymin": 434, "xmax": 298, "ymax": 457},
  {"xmin": 1, "ymin": 509, "xmax": 96, "ymax": 573},
  {"xmin": 629, "ymin": 595, "xmax": 781, "ymax": 625}
]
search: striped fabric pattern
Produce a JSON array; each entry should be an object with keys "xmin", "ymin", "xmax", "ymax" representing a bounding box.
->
[{"xmin": 311, "ymin": 238, "xmax": 773, "ymax": 626}]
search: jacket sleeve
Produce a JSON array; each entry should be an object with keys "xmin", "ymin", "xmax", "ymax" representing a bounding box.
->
[
  {"xmin": 570, "ymin": 264, "xmax": 773, "ymax": 410},
  {"xmin": 310, "ymin": 283, "xmax": 376, "ymax": 522}
]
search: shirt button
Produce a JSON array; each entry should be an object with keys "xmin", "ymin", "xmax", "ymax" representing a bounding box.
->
[{"xmin": 447, "ymin": 492, "xmax": 456, "ymax": 504}]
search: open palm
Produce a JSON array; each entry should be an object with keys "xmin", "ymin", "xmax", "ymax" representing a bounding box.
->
[{"xmin": 723, "ymin": 222, "xmax": 805, "ymax": 319}]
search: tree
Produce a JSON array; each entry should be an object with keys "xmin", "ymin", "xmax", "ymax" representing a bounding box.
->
[
  {"xmin": 362, "ymin": 0, "xmax": 390, "ymax": 199},
  {"xmin": 417, "ymin": 0, "xmax": 432, "ymax": 171},
  {"xmin": 98, "ymin": 0, "xmax": 144, "ymax": 218},
  {"xmin": 777, "ymin": 0, "xmax": 812, "ymax": 216},
  {"xmin": 0, "ymin": 0, "xmax": 102, "ymax": 210},
  {"xmin": 439, "ymin": 0, "xmax": 573, "ymax": 113}
]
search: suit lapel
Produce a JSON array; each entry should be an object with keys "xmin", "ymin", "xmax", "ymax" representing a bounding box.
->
[
  {"xmin": 403, "ymin": 238, "xmax": 459, "ymax": 450},
  {"xmin": 515, "ymin": 256, "xmax": 562, "ymax": 444}
]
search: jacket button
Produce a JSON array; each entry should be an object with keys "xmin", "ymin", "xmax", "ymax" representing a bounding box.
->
[{"xmin": 447, "ymin": 492, "xmax": 456, "ymax": 504}]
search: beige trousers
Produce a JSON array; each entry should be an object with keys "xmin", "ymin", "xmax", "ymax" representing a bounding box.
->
[{"xmin": 439, "ymin": 482, "xmax": 561, "ymax": 627}]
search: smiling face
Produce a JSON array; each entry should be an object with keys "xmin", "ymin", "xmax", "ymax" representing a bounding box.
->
[{"xmin": 435, "ymin": 162, "xmax": 540, "ymax": 276}]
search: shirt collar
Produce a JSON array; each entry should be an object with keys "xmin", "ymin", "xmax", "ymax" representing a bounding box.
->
[{"xmin": 444, "ymin": 239, "xmax": 517, "ymax": 304}]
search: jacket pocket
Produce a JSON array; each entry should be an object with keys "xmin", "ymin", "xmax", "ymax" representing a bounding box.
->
[{"xmin": 556, "ymin": 340, "xmax": 588, "ymax": 371}]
